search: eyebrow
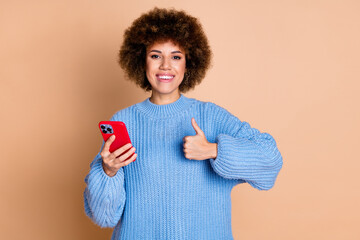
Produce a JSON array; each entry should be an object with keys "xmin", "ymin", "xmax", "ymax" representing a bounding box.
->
[{"xmin": 149, "ymin": 50, "xmax": 183, "ymax": 54}]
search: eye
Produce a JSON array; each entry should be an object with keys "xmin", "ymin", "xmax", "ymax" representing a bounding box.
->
[
  {"xmin": 150, "ymin": 54, "xmax": 160, "ymax": 59},
  {"xmin": 173, "ymin": 56, "xmax": 181, "ymax": 60}
]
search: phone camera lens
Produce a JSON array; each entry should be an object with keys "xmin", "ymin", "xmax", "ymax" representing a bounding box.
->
[
  {"xmin": 102, "ymin": 130, "xmax": 107, "ymax": 133},
  {"xmin": 101, "ymin": 125, "xmax": 105, "ymax": 129}
]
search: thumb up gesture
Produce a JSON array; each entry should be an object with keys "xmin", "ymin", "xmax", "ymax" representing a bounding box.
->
[{"xmin": 183, "ymin": 118, "xmax": 218, "ymax": 161}]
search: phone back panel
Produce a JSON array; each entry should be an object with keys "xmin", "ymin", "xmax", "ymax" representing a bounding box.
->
[{"xmin": 99, "ymin": 121, "xmax": 132, "ymax": 153}]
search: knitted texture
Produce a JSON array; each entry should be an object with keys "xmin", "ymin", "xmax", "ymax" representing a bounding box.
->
[{"xmin": 84, "ymin": 95, "xmax": 283, "ymax": 240}]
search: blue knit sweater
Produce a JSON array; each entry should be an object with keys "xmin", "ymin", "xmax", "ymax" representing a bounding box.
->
[{"xmin": 84, "ymin": 95, "xmax": 283, "ymax": 240}]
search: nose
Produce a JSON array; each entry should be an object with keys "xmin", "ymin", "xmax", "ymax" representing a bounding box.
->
[{"xmin": 160, "ymin": 57, "xmax": 171, "ymax": 70}]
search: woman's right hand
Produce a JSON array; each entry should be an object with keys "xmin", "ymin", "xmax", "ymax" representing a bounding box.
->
[{"xmin": 100, "ymin": 135, "xmax": 137, "ymax": 177}]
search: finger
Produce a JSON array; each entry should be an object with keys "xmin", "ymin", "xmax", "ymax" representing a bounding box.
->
[
  {"xmin": 101, "ymin": 135, "xmax": 116, "ymax": 159},
  {"xmin": 117, "ymin": 147, "xmax": 136, "ymax": 162},
  {"xmin": 184, "ymin": 153, "xmax": 192, "ymax": 160},
  {"xmin": 117, "ymin": 153, "xmax": 137, "ymax": 168},
  {"xmin": 103, "ymin": 135, "xmax": 116, "ymax": 152},
  {"xmin": 183, "ymin": 136, "xmax": 191, "ymax": 143},
  {"xmin": 183, "ymin": 147, "xmax": 191, "ymax": 154},
  {"xmin": 112, "ymin": 143, "xmax": 133, "ymax": 158},
  {"xmin": 123, "ymin": 154, "xmax": 137, "ymax": 167},
  {"xmin": 191, "ymin": 118, "xmax": 204, "ymax": 136}
]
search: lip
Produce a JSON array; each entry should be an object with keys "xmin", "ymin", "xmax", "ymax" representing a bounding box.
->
[{"xmin": 156, "ymin": 74, "xmax": 175, "ymax": 83}]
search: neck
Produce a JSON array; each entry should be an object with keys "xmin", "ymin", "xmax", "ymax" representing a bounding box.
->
[{"xmin": 149, "ymin": 91, "xmax": 181, "ymax": 105}]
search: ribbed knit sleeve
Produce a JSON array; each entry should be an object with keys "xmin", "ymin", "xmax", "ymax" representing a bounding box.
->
[
  {"xmin": 208, "ymin": 104, "xmax": 283, "ymax": 191},
  {"xmin": 83, "ymin": 152, "xmax": 126, "ymax": 227}
]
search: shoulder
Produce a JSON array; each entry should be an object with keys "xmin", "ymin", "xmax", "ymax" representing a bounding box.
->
[
  {"xmin": 191, "ymin": 97, "xmax": 237, "ymax": 119},
  {"xmin": 110, "ymin": 103, "xmax": 138, "ymax": 121},
  {"xmin": 193, "ymin": 97, "xmax": 246, "ymax": 130}
]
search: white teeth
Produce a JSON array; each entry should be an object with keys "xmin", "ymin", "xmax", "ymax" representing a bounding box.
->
[{"xmin": 158, "ymin": 75, "xmax": 174, "ymax": 79}]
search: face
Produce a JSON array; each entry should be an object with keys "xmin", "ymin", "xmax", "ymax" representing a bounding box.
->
[{"xmin": 146, "ymin": 40, "xmax": 186, "ymax": 98}]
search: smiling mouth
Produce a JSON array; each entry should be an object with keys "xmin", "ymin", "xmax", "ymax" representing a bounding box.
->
[{"xmin": 156, "ymin": 74, "xmax": 175, "ymax": 82}]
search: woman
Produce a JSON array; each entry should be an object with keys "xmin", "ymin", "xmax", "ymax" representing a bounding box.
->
[{"xmin": 84, "ymin": 7, "xmax": 283, "ymax": 240}]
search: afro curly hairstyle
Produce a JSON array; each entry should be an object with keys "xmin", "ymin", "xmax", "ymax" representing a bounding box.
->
[{"xmin": 118, "ymin": 7, "xmax": 212, "ymax": 92}]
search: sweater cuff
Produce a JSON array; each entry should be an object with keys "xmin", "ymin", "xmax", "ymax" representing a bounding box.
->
[
  {"xmin": 90, "ymin": 158, "xmax": 124, "ymax": 184},
  {"xmin": 209, "ymin": 134, "xmax": 262, "ymax": 180}
]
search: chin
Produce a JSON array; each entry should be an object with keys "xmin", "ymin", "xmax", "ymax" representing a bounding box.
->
[{"xmin": 153, "ymin": 87, "xmax": 180, "ymax": 95}]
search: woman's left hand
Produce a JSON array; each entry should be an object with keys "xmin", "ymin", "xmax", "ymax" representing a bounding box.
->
[{"xmin": 183, "ymin": 118, "xmax": 217, "ymax": 160}]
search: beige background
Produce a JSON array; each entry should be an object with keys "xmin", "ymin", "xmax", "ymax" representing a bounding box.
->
[{"xmin": 1, "ymin": 0, "xmax": 359, "ymax": 239}]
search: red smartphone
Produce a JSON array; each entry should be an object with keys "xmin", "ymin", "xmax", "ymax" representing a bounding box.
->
[{"xmin": 98, "ymin": 121, "xmax": 135, "ymax": 160}]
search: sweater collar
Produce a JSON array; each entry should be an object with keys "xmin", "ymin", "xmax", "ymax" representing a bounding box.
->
[{"xmin": 135, "ymin": 94, "xmax": 194, "ymax": 119}]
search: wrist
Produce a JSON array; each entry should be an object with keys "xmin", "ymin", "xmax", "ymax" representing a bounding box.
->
[
  {"xmin": 102, "ymin": 161, "xmax": 118, "ymax": 177},
  {"xmin": 208, "ymin": 143, "xmax": 218, "ymax": 159}
]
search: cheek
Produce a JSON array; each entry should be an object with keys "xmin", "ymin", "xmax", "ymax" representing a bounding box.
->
[
  {"xmin": 181, "ymin": 61, "xmax": 186, "ymax": 74},
  {"xmin": 177, "ymin": 61, "xmax": 186, "ymax": 75},
  {"xmin": 145, "ymin": 61, "xmax": 156, "ymax": 78}
]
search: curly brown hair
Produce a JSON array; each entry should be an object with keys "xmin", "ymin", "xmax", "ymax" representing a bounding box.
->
[{"xmin": 118, "ymin": 7, "xmax": 212, "ymax": 92}]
